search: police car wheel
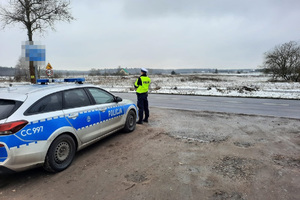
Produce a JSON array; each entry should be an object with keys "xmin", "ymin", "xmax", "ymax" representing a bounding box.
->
[
  {"xmin": 44, "ymin": 134, "xmax": 76, "ymax": 172},
  {"xmin": 123, "ymin": 110, "xmax": 136, "ymax": 133}
]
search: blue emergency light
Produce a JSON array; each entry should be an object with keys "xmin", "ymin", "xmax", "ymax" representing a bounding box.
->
[
  {"xmin": 36, "ymin": 78, "xmax": 85, "ymax": 84},
  {"xmin": 64, "ymin": 78, "xmax": 85, "ymax": 84},
  {"xmin": 37, "ymin": 79, "xmax": 49, "ymax": 84}
]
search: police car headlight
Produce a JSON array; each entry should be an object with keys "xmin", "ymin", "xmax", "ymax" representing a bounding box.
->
[{"xmin": 0, "ymin": 120, "xmax": 28, "ymax": 135}]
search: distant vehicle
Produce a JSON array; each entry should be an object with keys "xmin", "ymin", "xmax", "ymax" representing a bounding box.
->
[{"xmin": 0, "ymin": 78, "xmax": 137, "ymax": 173}]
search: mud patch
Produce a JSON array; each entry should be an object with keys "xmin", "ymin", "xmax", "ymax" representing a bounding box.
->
[
  {"xmin": 169, "ymin": 131, "xmax": 229, "ymax": 143},
  {"xmin": 149, "ymin": 131, "xmax": 165, "ymax": 140},
  {"xmin": 213, "ymin": 156, "xmax": 259, "ymax": 180},
  {"xmin": 233, "ymin": 141, "xmax": 253, "ymax": 148},
  {"xmin": 199, "ymin": 177, "xmax": 216, "ymax": 188},
  {"xmin": 213, "ymin": 190, "xmax": 245, "ymax": 200},
  {"xmin": 125, "ymin": 171, "xmax": 148, "ymax": 183},
  {"xmin": 192, "ymin": 134, "xmax": 228, "ymax": 143},
  {"xmin": 272, "ymin": 154, "xmax": 300, "ymax": 169}
]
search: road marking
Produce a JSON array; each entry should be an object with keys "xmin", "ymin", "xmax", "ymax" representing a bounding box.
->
[{"xmin": 262, "ymin": 103, "xmax": 289, "ymax": 106}]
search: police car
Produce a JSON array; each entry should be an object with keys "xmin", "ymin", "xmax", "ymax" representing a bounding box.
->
[{"xmin": 0, "ymin": 78, "xmax": 137, "ymax": 173}]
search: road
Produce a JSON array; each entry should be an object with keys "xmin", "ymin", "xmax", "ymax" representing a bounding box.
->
[{"xmin": 116, "ymin": 93, "xmax": 300, "ymax": 119}]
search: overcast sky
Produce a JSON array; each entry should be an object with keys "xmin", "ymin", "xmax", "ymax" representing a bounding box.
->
[{"xmin": 0, "ymin": 0, "xmax": 300, "ymax": 70}]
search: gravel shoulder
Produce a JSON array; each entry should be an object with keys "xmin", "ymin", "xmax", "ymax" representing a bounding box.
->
[{"xmin": 0, "ymin": 108, "xmax": 299, "ymax": 200}]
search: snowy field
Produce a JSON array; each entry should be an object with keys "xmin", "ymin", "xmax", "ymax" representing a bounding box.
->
[
  {"xmin": 89, "ymin": 73, "xmax": 300, "ymax": 99},
  {"xmin": 1, "ymin": 73, "xmax": 300, "ymax": 99}
]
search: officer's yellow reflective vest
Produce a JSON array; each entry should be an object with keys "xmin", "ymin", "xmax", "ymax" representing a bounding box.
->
[{"xmin": 135, "ymin": 76, "xmax": 151, "ymax": 93}]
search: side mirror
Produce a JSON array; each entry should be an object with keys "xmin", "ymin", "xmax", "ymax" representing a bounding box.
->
[{"xmin": 114, "ymin": 96, "xmax": 122, "ymax": 102}]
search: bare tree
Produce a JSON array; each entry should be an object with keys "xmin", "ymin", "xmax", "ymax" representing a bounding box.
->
[
  {"xmin": 262, "ymin": 41, "xmax": 300, "ymax": 82},
  {"xmin": 0, "ymin": 0, "xmax": 74, "ymax": 83},
  {"xmin": 14, "ymin": 57, "xmax": 30, "ymax": 81}
]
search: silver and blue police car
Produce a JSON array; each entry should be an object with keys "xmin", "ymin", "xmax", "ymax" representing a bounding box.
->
[{"xmin": 0, "ymin": 78, "xmax": 137, "ymax": 173}]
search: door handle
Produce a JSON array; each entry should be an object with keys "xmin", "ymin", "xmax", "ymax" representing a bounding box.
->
[
  {"xmin": 99, "ymin": 108, "xmax": 107, "ymax": 112},
  {"xmin": 68, "ymin": 113, "xmax": 79, "ymax": 119}
]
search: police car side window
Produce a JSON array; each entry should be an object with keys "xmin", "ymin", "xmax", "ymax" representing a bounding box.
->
[
  {"xmin": 63, "ymin": 89, "xmax": 91, "ymax": 109},
  {"xmin": 0, "ymin": 99, "xmax": 22, "ymax": 120},
  {"xmin": 25, "ymin": 93, "xmax": 62, "ymax": 115},
  {"xmin": 87, "ymin": 88, "xmax": 114, "ymax": 104}
]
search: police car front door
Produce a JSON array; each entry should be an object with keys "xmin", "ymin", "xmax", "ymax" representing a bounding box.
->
[
  {"xmin": 86, "ymin": 88, "xmax": 124, "ymax": 134},
  {"xmin": 97, "ymin": 103, "xmax": 124, "ymax": 134},
  {"xmin": 62, "ymin": 89, "xmax": 101, "ymax": 143}
]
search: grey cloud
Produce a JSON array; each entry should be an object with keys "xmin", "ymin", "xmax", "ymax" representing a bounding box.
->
[
  {"xmin": 1, "ymin": 0, "xmax": 300, "ymax": 70},
  {"xmin": 122, "ymin": 0, "xmax": 300, "ymax": 20}
]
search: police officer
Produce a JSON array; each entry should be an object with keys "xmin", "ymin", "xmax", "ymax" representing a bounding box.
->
[{"xmin": 134, "ymin": 68, "xmax": 151, "ymax": 124}]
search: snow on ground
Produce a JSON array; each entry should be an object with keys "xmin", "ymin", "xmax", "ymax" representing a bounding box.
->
[
  {"xmin": 1, "ymin": 74, "xmax": 300, "ymax": 99},
  {"xmin": 87, "ymin": 74, "xmax": 300, "ymax": 99}
]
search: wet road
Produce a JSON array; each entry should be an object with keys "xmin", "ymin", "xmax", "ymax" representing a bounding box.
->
[{"xmin": 116, "ymin": 93, "xmax": 300, "ymax": 119}]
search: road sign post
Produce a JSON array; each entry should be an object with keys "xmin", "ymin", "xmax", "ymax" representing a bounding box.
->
[{"xmin": 22, "ymin": 41, "xmax": 46, "ymax": 83}]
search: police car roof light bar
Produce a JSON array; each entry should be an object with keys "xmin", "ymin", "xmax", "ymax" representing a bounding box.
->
[
  {"xmin": 37, "ymin": 79, "xmax": 49, "ymax": 85},
  {"xmin": 36, "ymin": 78, "xmax": 85, "ymax": 84},
  {"xmin": 51, "ymin": 79, "xmax": 64, "ymax": 83},
  {"xmin": 64, "ymin": 78, "xmax": 85, "ymax": 84}
]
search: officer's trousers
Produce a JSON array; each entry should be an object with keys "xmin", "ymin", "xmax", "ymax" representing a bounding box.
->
[{"xmin": 136, "ymin": 92, "xmax": 149, "ymax": 121}]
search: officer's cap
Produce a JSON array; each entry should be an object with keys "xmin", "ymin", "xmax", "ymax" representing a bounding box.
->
[{"xmin": 141, "ymin": 68, "xmax": 148, "ymax": 73}]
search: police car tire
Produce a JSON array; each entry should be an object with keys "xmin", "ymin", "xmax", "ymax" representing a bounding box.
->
[
  {"xmin": 123, "ymin": 110, "xmax": 136, "ymax": 133},
  {"xmin": 44, "ymin": 134, "xmax": 76, "ymax": 172}
]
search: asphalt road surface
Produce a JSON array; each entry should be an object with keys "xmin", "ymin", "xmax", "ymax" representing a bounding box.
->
[{"xmin": 116, "ymin": 93, "xmax": 300, "ymax": 119}]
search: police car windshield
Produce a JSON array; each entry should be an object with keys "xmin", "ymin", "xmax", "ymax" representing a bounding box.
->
[{"xmin": 0, "ymin": 99, "xmax": 21, "ymax": 120}]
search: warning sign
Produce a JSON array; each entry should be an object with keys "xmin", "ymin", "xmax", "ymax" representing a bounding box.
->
[{"xmin": 46, "ymin": 63, "xmax": 53, "ymax": 70}]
